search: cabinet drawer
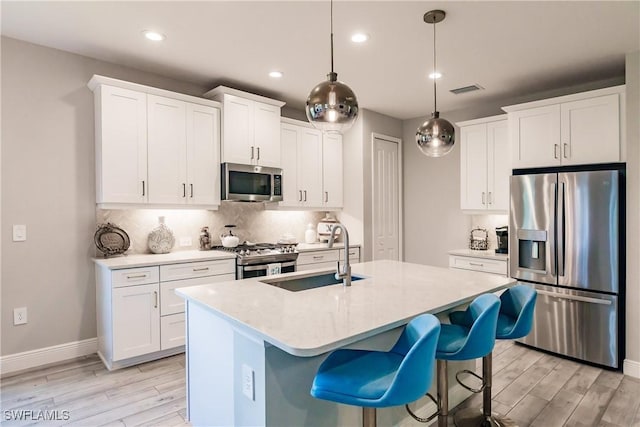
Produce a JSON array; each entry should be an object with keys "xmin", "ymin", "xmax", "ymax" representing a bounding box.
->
[
  {"xmin": 297, "ymin": 250, "xmax": 340, "ymax": 266},
  {"xmin": 112, "ymin": 266, "xmax": 159, "ymax": 288},
  {"xmin": 161, "ymin": 313, "xmax": 185, "ymax": 350},
  {"xmin": 160, "ymin": 259, "xmax": 235, "ymax": 282},
  {"xmin": 339, "ymin": 247, "xmax": 361, "ymax": 262},
  {"xmin": 161, "ymin": 273, "xmax": 235, "ymax": 316},
  {"xmin": 449, "ymin": 255, "xmax": 507, "ymax": 276}
]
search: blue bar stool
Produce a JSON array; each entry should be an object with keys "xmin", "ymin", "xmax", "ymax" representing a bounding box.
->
[
  {"xmin": 451, "ymin": 285, "xmax": 537, "ymax": 427},
  {"xmin": 406, "ymin": 294, "xmax": 501, "ymax": 427},
  {"xmin": 311, "ymin": 314, "xmax": 441, "ymax": 427}
]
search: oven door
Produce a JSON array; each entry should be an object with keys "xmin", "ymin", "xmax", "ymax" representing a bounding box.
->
[{"xmin": 238, "ymin": 261, "xmax": 296, "ymax": 279}]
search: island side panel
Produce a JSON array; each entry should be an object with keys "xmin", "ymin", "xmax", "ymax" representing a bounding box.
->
[{"xmin": 186, "ymin": 301, "xmax": 235, "ymax": 426}]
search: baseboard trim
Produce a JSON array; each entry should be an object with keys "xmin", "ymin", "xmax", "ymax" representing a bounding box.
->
[
  {"xmin": 623, "ymin": 358, "xmax": 640, "ymax": 378},
  {"xmin": 0, "ymin": 338, "xmax": 98, "ymax": 376}
]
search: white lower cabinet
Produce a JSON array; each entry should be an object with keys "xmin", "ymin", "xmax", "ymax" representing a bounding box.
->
[
  {"xmin": 297, "ymin": 247, "xmax": 361, "ymax": 272},
  {"xmin": 96, "ymin": 257, "xmax": 235, "ymax": 370},
  {"xmin": 448, "ymin": 254, "xmax": 507, "ymax": 276}
]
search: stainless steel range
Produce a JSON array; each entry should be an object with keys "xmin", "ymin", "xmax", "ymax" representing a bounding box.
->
[{"xmin": 212, "ymin": 243, "xmax": 298, "ymax": 279}]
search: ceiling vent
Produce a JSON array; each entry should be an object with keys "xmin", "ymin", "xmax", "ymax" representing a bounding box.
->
[{"xmin": 450, "ymin": 84, "xmax": 484, "ymax": 95}]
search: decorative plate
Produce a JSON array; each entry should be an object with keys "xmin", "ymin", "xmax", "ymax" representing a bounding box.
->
[{"xmin": 95, "ymin": 223, "xmax": 130, "ymax": 257}]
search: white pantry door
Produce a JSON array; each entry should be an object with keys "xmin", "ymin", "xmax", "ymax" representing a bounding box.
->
[{"xmin": 372, "ymin": 135, "xmax": 401, "ymax": 260}]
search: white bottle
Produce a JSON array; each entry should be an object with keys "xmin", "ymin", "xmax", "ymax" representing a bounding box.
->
[{"xmin": 305, "ymin": 224, "xmax": 316, "ymax": 244}]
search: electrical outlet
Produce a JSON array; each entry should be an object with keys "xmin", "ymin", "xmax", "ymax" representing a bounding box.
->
[
  {"xmin": 12, "ymin": 225, "xmax": 27, "ymax": 242},
  {"xmin": 242, "ymin": 364, "xmax": 254, "ymax": 400},
  {"xmin": 179, "ymin": 237, "xmax": 192, "ymax": 247},
  {"xmin": 13, "ymin": 307, "xmax": 27, "ymax": 325}
]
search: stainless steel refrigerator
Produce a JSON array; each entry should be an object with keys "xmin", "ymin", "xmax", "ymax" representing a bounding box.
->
[{"xmin": 510, "ymin": 168, "xmax": 624, "ymax": 368}]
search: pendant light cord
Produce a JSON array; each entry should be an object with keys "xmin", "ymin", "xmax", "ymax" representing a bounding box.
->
[
  {"xmin": 330, "ymin": 0, "xmax": 334, "ymax": 74},
  {"xmin": 433, "ymin": 19, "xmax": 437, "ymax": 113}
]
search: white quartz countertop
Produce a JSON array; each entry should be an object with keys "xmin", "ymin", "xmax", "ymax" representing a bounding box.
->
[
  {"xmin": 176, "ymin": 260, "xmax": 514, "ymax": 357},
  {"xmin": 448, "ymin": 249, "xmax": 509, "ymax": 261},
  {"xmin": 93, "ymin": 250, "xmax": 236, "ymax": 269},
  {"xmin": 295, "ymin": 242, "xmax": 361, "ymax": 252}
]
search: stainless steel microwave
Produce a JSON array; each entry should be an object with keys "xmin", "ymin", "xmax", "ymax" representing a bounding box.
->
[{"xmin": 221, "ymin": 163, "xmax": 283, "ymax": 202}]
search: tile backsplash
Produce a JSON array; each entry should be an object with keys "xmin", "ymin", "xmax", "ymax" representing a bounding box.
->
[{"xmin": 96, "ymin": 203, "xmax": 328, "ymax": 255}]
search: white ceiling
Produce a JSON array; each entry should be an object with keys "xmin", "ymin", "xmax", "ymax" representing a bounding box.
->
[{"xmin": 2, "ymin": 1, "xmax": 639, "ymax": 120}]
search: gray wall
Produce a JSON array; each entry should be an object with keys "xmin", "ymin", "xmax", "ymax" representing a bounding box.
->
[
  {"xmin": 0, "ymin": 37, "xmax": 210, "ymax": 355},
  {"xmin": 625, "ymin": 51, "xmax": 640, "ymax": 370}
]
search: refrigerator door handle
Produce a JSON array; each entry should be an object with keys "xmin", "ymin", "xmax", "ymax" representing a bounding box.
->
[
  {"xmin": 550, "ymin": 182, "xmax": 557, "ymax": 277},
  {"xmin": 535, "ymin": 290, "xmax": 612, "ymax": 306},
  {"xmin": 557, "ymin": 181, "xmax": 565, "ymax": 277}
]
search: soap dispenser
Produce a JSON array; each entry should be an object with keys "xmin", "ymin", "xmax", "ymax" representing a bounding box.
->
[{"xmin": 305, "ymin": 224, "xmax": 317, "ymax": 244}]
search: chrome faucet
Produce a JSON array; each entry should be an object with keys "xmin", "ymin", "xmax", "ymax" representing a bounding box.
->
[{"xmin": 327, "ymin": 223, "xmax": 351, "ymax": 286}]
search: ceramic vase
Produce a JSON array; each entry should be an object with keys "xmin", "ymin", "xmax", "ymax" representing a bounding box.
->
[{"xmin": 148, "ymin": 216, "xmax": 175, "ymax": 254}]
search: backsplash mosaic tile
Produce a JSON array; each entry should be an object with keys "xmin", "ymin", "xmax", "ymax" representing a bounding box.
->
[{"xmin": 96, "ymin": 203, "xmax": 327, "ymax": 255}]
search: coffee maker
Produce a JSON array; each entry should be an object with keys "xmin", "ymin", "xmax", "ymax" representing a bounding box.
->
[{"xmin": 495, "ymin": 226, "xmax": 508, "ymax": 254}]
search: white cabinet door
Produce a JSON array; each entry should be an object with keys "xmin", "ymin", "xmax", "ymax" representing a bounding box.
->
[
  {"xmin": 147, "ymin": 95, "xmax": 187, "ymax": 204},
  {"xmin": 460, "ymin": 123, "xmax": 488, "ymax": 210},
  {"xmin": 561, "ymin": 94, "xmax": 620, "ymax": 165},
  {"xmin": 254, "ymin": 102, "xmax": 281, "ymax": 168},
  {"xmin": 322, "ymin": 133, "xmax": 343, "ymax": 208},
  {"xmin": 280, "ymin": 124, "xmax": 301, "ymax": 206},
  {"xmin": 97, "ymin": 85, "xmax": 147, "ymax": 204},
  {"xmin": 187, "ymin": 104, "xmax": 220, "ymax": 206},
  {"xmin": 298, "ymin": 128, "xmax": 323, "ymax": 206},
  {"xmin": 222, "ymin": 95, "xmax": 254, "ymax": 164},
  {"xmin": 487, "ymin": 120, "xmax": 510, "ymax": 211},
  {"xmin": 510, "ymin": 104, "xmax": 561, "ymax": 169},
  {"xmin": 112, "ymin": 283, "xmax": 160, "ymax": 360}
]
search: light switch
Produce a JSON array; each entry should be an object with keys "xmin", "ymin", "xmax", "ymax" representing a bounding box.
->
[{"xmin": 12, "ymin": 225, "xmax": 27, "ymax": 242}]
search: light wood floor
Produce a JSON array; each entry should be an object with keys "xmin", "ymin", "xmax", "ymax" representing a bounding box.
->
[{"xmin": 0, "ymin": 341, "xmax": 638, "ymax": 426}]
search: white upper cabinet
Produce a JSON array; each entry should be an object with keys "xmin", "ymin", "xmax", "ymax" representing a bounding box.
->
[
  {"xmin": 93, "ymin": 85, "xmax": 148, "ymax": 204},
  {"xmin": 88, "ymin": 75, "xmax": 222, "ymax": 209},
  {"xmin": 458, "ymin": 115, "xmax": 509, "ymax": 213},
  {"xmin": 503, "ymin": 86, "xmax": 625, "ymax": 169},
  {"xmin": 279, "ymin": 121, "xmax": 323, "ymax": 207},
  {"xmin": 204, "ymin": 86, "xmax": 285, "ymax": 168},
  {"xmin": 278, "ymin": 119, "xmax": 343, "ymax": 210},
  {"xmin": 322, "ymin": 133, "xmax": 344, "ymax": 208}
]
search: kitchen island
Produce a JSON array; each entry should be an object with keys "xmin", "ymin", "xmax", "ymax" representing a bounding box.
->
[{"xmin": 176, "ymin": 260, "xmax": 515, "ymax": 426}]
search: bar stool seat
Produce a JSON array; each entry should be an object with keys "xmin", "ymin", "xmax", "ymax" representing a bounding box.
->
[
  {"xmin": 406, "ymin": 294, "xmax": 501, "ymax": 427},
  {"xmin": 451, "ymin": 285, "xmax": 537, "ymax": 427},
  {"xmin": 311, "ymin": 313, "xmax": 441, "ymax": 427}
]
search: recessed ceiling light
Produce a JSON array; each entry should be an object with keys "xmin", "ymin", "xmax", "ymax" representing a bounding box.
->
[
  {"xmin": 143, "ymin": 30, "xmax": 166, "ymax": 42},
  {"xmin": 429, "ymin": 72, "xmax": 442, "ymax": 79},
  {"xmin": 351, "ymin": 33, "xmax": 369, "ymax": 43},
  {"xmin": 269, "ymin": 71, "xmax": 284, "ymax": 78}
]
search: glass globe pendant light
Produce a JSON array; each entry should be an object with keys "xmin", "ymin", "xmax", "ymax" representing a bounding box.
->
[
  {"xmin": 306, "ymin": 0, "xmax": 359, "ymax": 134},
  {"xmin": 416, "ymin": 10, "xmax": 455, "ymax": 157}
]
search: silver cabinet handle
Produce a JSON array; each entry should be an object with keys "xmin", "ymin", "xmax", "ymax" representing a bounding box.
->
[
  {"xmin": 192, "ymin": 267, "xmax": 209, "ymax": 272},
  {"xmin": 325, "ymin": 191, "xmax": 328, "ymax": 203},
  {"xmin": 142, "ymin": 181, "xmax": 145, "ymax": 197},
  {"xmin": 563, "ymin": 143, "xmax": 569, "ymax": 159},
  {"xmin": 257, "ymin": 147, "xmax": 260, "ymax": 160},
  {"xmin": 303, "ymin": 190, "xmax": 307, "ymax": 201},
  {"xmin": 348, "ymin": 251, "xmax": 357, "ymax": 256},
  {"xmin": 251, "ymin": 146, "xmax": 255, "ymax": 160},
  {"xmin": 536, "ymin": 290, "xmax": 612, "ymax": 306},
  {"xmin": 298, "ymin": 190, "xmax": 303, "ymax": 201},
  {"xmin": 190, "ymin": 184, "xmax": 194, "ymax": 198},
  {"xmin": 469, "ymin": 262, "xmax": 484, "ymax": 267},
  {"xmin": 482, "ymin": 192, "xmax": 486, "ymax": 205},
  {"xmin": 126, "ymin": 274, "xmax": 147, "ymax": 279},
  {"xmin": 182, "ymin": 183, "xmax": 186, "ymax": 198},
  {"xmin": 153, "ymin": 291, "xmax": 158, "ymax": 308},
  {"xmin": 554, "ymin": 144, "xmax": 559, "ymax": 159},
  {"xmin": 488, "ymin": 192, "xmax": 492, "ymax": 205},
  {"xmin": 312, "ymin": 255, "xmax": 324, "ymax": 260}
]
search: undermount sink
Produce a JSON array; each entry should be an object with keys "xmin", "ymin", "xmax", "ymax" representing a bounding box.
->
[{"xmin": 260, "ymin": 272, "xmax": 366, "ymax": 292}]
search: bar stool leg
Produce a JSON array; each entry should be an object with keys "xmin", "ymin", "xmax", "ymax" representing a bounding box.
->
[
  {"xmin": 362, "ymin": 407, "xmax": 376, "ymax": 427},
  {"xmin": 437, "ymin": 359, "xmax": 449, "ymax": 427},
  {"xmin": 453, "ymin": 353, "xmax": 518, "ymax": 427}
]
